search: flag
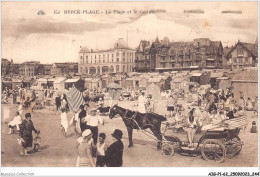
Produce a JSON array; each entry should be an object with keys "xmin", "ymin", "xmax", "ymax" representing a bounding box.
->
[{"xmin": 66, "ymin": 85, "xmax": 85, "ymax": 112}]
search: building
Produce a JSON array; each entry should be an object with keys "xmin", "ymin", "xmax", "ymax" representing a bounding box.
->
[
  {"xmin": 226, "ymin": 41, "xmax": 258, "ymax": 70},
  {"xmin": 42, "ymin": 64, "xmax": 52, "ymax": 75},
  {"xmin": 1, "ymin": 58, "xmax": 11, "ymax": 76},
  {"xmin": 51, "ymin": 62, "xmax": 78, "ymax": 76},
  {"xmin": 135, "ymin": 40, "xmax": 151, "ymax": 72},
  {"xmin": 19, "ymin": 61, "xmax": 41, "ymax": 77},
  {"xmin": 78, "ymin": 38, "xmax": 135, "ymax": 75},
  {"xmin": 149, "ymin": 37, "xmax": 223, "ymax": 72},
  {"xmin": 231, "ymin": 70, "xmax": 258, "ymax": 102}
]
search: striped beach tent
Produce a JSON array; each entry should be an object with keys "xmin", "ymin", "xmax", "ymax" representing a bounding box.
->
[{"xmin": 66, "ymin": 85, "xmax": 85, "ymax": 112}]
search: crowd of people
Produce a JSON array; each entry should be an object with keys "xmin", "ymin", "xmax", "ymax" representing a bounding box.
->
[{"xmin": 2, "ymin": 83, "xmax": 258, "ymax": 166}]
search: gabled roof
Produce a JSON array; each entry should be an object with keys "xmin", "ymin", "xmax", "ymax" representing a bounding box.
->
[{"xmin": 226, "ymin": 41, "xmax": 258, "ymax": 59}]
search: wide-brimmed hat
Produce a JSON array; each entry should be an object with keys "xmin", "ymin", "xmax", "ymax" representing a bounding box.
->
[
  {"xmin": 111, "ymin": 129, "xmax": 123, "ymax": 140},
  {"xmin": 82, "ymin": 129, "xmax": 92, "ymax": 138}
]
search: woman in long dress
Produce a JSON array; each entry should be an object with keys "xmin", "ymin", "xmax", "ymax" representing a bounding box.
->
[{"xmin": 19, "ymin": 113, "xmax": 38, "ymax": 155}]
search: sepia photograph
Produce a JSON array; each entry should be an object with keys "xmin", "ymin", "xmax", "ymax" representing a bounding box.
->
[{"xmin": 1, "ymin": 1, "xmax": 259, "ymax": 175}]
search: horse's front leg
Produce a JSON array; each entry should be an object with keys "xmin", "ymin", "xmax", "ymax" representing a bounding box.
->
[
  {"xmin": 127, "ymin": 127, "xmax": 133, "ymax": 147},
  {"xmin": 150, "ymin": 127, "xmax": 162, "ymax": 150}
]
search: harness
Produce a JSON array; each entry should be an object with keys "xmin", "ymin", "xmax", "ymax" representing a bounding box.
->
[{"xmin": 121, "ymin": 109, "xmax": 161, "ymax": 141}]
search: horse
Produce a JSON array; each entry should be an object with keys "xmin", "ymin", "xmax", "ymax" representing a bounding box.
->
[{"xmin": 109, "ymin": 104, "xmax": 167, "ymax": 149}]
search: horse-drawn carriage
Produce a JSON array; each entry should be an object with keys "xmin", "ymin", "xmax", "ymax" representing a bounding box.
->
[{"xmin": 162, "ymin": 116, "xmax": 247, "ymax": 163}]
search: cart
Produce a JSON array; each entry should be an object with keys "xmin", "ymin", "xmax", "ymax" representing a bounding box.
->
[{"xmin": 162, "ymin": 116, "xmax": 247, "ymax": 163}]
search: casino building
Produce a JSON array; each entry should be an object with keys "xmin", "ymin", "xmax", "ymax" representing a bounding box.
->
[{"xmin": 78, "ymin": 38, "xmax": 135, "ymax": 75}]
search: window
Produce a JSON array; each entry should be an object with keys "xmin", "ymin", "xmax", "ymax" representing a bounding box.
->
[
  {"xmin": 116, "ymin": 52, "xmax": 119, "ymax": 57},
  {"xmin": 123, "ymin": 58, "xmax": 125, "ymax": 62},
  {"xmin": 234, "ymin": 58, "xmax": 237, "ymax": 63},
  {"xmin": 245, "ymin": 57, "xmax": 249, "ymax": 62},
  {"xmin": 103, "ymin": 55, "xmax": 105, "ymax": 59},
  {"xmin": 117, "ymin": 58, "xmax": 119, "ymax": 62},
  {"xmin": 85, "ymin": 68, "xmax": 88, "ymax": 74},
  {"xmin": 99, "ymin": 55, "xmax": 101, "ymax": 59},
  {"xmin": 123, "ymin": 52, "xmax": 125, "ymax": 57},
  {"xmin": 95, "ymin": 55, "xmax": 96, "ymax": 59},
  {"xmin": 239, "ymin": 58, "xmax": 242, "ymax": 63},
  {"xmin": 237, "ymin": 48, "xmax": 243, "ymax": 56},
  {"xmin": 112, "ymin": 54, "xmax": 113, "ymax": 58},
  {"xmin": 80, "ymin": 56, "xmax": 83, "ymax": 59},
  {"xmin": 86, "ymin": 56, "xmax": 88, "ymax": 59},
  {"xmin": 116, "ymin": 65, "xmax": 119, "ymax": 72},
  {"xmin": 107, "ymin": 54, "xmax": 109, "ymax": 59},
  {"xmin": 123, "ymin": 65, "xmax": 125, "ymax": 72}
]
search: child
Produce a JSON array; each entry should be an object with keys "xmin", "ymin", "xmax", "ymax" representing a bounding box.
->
[
  {"xmin": 34, "ymin": 130, "xmax": 41, "ymax": 152},
  {"xmin": 60, "ymin": 108, "xmax": 68, "ymax": 138},
  {"xmin": 250, "ymin": 121, "xmax": 257, "ymax": 133},
  {"xmin": 96, "ymin": 133, "xmax": 107, "ymax": 167}
]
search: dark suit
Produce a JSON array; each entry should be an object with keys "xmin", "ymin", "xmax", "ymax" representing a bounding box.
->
[
  {"xmin": 78, "ymin": 110, "xmax": 87, "ymax": 132},
  {"xmin": 106, "ymin": 140, "xmax": 124, "ymax": 167}
]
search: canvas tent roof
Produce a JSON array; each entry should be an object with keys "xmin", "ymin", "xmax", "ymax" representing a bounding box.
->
[
  {"xmin": 210, "ymin": 73, "xmax": 223, "ymax": 78},
  {"xmin": 146, "ymin": 83, "xmax": 161, "ymax": 101},
  {"xmin": 191, "ymin": 73, "xmax": 202, "ymax": 77},
  {"xmin": 53, "ymin": 77, "xmax": 66, "ymax": 84},
  {"xmin": 217, "ymin": 77, "xmax": 229, "ymax": 80},
  {"xmin": 38, "ymin": 78, "xmax": 48, "ymax": 82}
]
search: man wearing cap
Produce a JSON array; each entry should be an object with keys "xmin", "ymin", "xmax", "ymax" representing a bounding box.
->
[
  {"xmin": 106, "ymin": 129, "xmax": 124, "ymax": 167},
  {"xmin": 84, "ymin": 108, "xmax": 104, "ymax": 144}
]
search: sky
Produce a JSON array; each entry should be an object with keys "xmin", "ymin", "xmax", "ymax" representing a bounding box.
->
[{"xmin": 1, "ymin": 1, "xmax": 258, "ymax": 64}]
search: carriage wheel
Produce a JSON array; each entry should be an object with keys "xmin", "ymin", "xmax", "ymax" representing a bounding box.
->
[
  {"xmin": 224, "ymin": 136, "xmax": 242, "ymax": 159},
  {"xmin": 201, "ymin": 139, "xmax": 226, "ymax": 163},
  {"xmin": 162, "ymin": 143, "xmax": 175, "ymax": 156}
]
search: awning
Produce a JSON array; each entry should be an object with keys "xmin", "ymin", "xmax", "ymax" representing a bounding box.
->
[
  {"xmin": 65, "ymin": 78, "xmax": 80, "ymax": 83},
  {"xmin": 191, "ymin": 73, "xmax": 202, "ymax": 77}
]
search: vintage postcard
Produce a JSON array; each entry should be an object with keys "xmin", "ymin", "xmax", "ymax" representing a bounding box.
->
[{"xmin": 1, "ymin": 1, "xmax": 259, "ymax": 176}]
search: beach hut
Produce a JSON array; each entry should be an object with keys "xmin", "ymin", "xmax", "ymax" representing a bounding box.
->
[
  {"xmin": 171, "ymin": 76, "xmax": 189, "ymax": 93},
  {"xmin": 53, "ymin": 77, "xmax": 66, "ymax": 90},
  {"xmin": 147, "ymin": 77, "xmax": 165, "ymax": 91},
  {"xmin": 190, "ymin": 72, "xmax": 210, "ymax": 85},
  {"xmin": 12, "ymin": 79, "xmax": 22, "ymax": 89},
  {"xmin": 217, "ymin": 77, "xmax": 231, "ymax": 90},
  {"xmin": 232, "ymin": 70, "xmax": 258, "ymax": 102},
  {"xmin": 209, "ymin": 72, "xmax": 223, "ymax": 89},
  {"xmin": 107, "ymin": 83, "xmax": 122, "ymax": 100},
  {"xmin": 64, "ymin": 78, "xmax": 85, "ymax": 92},
  {"xmin": 146, "ymin": 83, "xmax": 161, "ymax": 101}
]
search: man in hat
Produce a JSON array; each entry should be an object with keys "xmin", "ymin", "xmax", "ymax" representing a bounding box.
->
[
  {"xmin": 106, "ymin": 129, "xmax": 124, "ymax": 167},
  {"xmin": 84, "ymin": 107, "xmax": 104, "ymax": 144}
]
